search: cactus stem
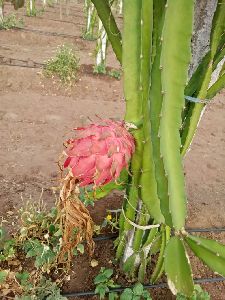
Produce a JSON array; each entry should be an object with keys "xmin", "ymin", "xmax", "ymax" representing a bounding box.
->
[{"xmin": 161, "ymin": 90, "xmax": 165, "ymax": 95}]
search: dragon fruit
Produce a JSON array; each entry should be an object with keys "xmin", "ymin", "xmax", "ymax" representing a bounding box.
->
[{"xmin": 64, "ymin": 120, "xmax": 135, "ymax": 187}]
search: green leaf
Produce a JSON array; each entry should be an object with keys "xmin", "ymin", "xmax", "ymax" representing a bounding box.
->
[
  {"xmin": 103, "ymin": 268, "xmax": 113, "ymax": 279},
  {"xmin": 76, "ymin": 244, "xmax": 84, "ymax": 254},
  {"xmin": 207, "ymin": 73, "xmax": 225, "ymax": 99},
  {"xmin": 26, "ymin": 248, "xmax": 36, "ymax": 258},
  {"xmin": 123, "ymin": 253, "xmax": 136, "ymax": 274},
  {"xmin": 185, "ymin": 234, "xmax": 225, "ymax": 277},
  {"xmin": 0, "ymin": 270, "xmax": 8, "ymax": 284},
  {"xmin": 95, "ymin": 283, "xmax": 109, "ymax": 299},
  {"xmin": 91, "ymin": 169, "xmax": 128, "ymax": 200},
  {"xmin": 120, "ymin": 288, "xmax": 133, "ymax": 300},
  {"xmin": 133, "ymin": 283, "xmax": 144, "ymax": 296},
  {"xmin": 109, "ymin": 292, "xmax": 118, "ymax": 300},
  {"xmin": 15, "ymin": 271, "xmax": 30, "ymax": 286},
  {"xmin": 176, "ymin": 284, "xmax": 210, "ymax": 300},
  {"xmin": 0, "ymin": 226, "xmax": 7, "ymax": 241},
  {"xmin": 49, "ymin": 224, "xmax": 56, "ymax": 234},
  {"xmin": 54, "ymin": 229, "xmax": 62, "ymax": 237},
  {"xmin": 165, "ymin": 236, "xmax": 194, "ymax": 296}
]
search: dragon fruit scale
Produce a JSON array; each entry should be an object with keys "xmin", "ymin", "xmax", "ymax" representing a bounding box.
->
[{"xmin": 64, "ymin": 120, "xmax": 135, "ymax": 187}]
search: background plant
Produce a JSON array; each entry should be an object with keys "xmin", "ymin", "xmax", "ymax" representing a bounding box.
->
[
  {"xmin": 0, "ymin": 194, "xmax": 83, "ymax": 299},
  {"xmin": 43, "ymin": 44, "xmax": 80, "ymax": 85},
  {"xmin": 0, "ymin": 13, "xmax": 23, "ymax": 29},
  {"xmin": 94, "ymin": 267, "xmax": 119, "ymax": 299}
]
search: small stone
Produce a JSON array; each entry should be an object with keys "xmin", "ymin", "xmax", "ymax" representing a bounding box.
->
[{"xmin": 90, "ymin": 259, "xmax": 99, "ymax": 267}]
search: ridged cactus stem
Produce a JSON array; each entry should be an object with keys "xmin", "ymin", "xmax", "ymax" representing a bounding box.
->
[
  {"xmin": 159, "ymin": 0, "xmax": 194, "ymax": 230},
  {"xmin": 149, "ymin": 0, "xmax": 172, "ymax": 227},
  {"xmin": 139, "ymin": 0, "xmax": 163, "ymax": 225},
  {"xmin": 132, "ymin": 0, "xmax": 163, "ymax": 261},
  {"xmin": 116, "ymin": 0, "xmax": 143, "ymax": 261}
]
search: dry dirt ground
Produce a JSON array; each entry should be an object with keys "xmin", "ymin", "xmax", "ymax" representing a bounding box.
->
[{"xmin": 0, "ymin": 1, "xmax": 225, "ymax": 299}]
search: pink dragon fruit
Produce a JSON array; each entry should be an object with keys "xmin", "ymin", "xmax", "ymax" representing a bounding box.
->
[{"xmin": 63, "ymin": 120, "xmax": 135, "ymax": 187}]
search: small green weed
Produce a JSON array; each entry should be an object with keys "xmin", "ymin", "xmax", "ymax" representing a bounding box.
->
[
  {"xmin": 94, "ymin": 267, "xmax": 120, "ymax": 299},
  {"xmin": 176, "ymin": 284, "xmax": 210, "ymax": 300},
  {"xmin": 120, "ymin": 283, "xmax": 152, "ymax": 300},
  {"xmin": 0, "ymin": 14, "xmax": 23, "ymax": 30},
  {"xmin": 94, "ymin": 268, "xmax": 152, "ymax": 300},
  {"xmin": 0, "ymin": 269, "xmax": 67, "ymax": 299},
  {"xmin": 101, "ymin": 210, "xmax": 120, "ymax": 232},
  {"xmin": 0, "ymin": 193, "xmax": 84, "ymax": 299},
  {"xmin": 93, "ymin": 63, "xmax": 107, "ymax": 75},
  {"xmin": 44, "ymin": 45, "xmax": 80, "ymax": 84},
  {"xmin": 108, "ymin": 69, "xmax": 121, "ymax": 80}
]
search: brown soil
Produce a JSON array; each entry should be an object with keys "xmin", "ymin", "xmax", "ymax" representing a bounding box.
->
[{"xmin": 0, "ymin": 1, "xmax": 225, "ymax": 299}]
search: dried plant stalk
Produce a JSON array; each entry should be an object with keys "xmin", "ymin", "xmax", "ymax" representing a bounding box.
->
[{"xmin": 58, "ymin": 172, "xmax": 94, "ymax": 264}]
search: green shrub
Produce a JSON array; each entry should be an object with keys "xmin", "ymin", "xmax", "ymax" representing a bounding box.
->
[
  {"xmin": 44, "ymin": 45, "xmax": 80, "ymax": 84},
  {"xmin": 0, "ymin": 14, "xmax": 23, "ymax": 30}
]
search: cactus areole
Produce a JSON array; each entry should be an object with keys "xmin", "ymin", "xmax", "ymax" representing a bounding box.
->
[{"xmin": 64, "ymin": 120, "xmax": 135, "ymax": 187}]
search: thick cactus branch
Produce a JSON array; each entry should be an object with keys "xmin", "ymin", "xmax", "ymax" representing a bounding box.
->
[
  {"xmin": 91, "ymin": 0, "xmax": 122, "ymax": 64},
  {"xmin": 116, "ymin": 0, "xmax": 143, "ymax": 260},
  {"xmin": 149, "ymin": 0, "xmax": 172, "ymax": 227},
  {"xmin": 159, "ymin": 0, "xmax": 194, "ymax": 230}
]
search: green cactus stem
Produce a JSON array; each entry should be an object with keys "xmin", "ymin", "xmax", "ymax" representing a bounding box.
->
[
  {"xmin": 159, "ymin": 0, "xmax": 194, "ymax": 230},
  {"xmin": 149, "ymin": 0, "xmax": 172, "ymax": 227},
  {"xmin": 116, "ymin": 0, "xmax": 143, "ymax": 261}
]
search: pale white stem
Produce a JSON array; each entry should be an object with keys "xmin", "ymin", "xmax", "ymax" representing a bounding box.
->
[
  {"xmin": 209, "ymin": 56, "xmax": 225, "ymax": 87},
  {"xmin": 119, "ymin": 0, "xmax": 122, "ymax": 14},
  {"xmin": 0, "ymin": 5, "xmax": 3, "ymax": 22},
  {"xmin": 30, "ymin": 0, "xmax": 33, "ymax": 12},
  {"xmin": 66, "ymin": 0, "xmax": 69, "ymax": 16},
  {"xmin": 86, "ymin": 3, "xmax": 94, "ymax": 33},
  {"xmin": 96, "ymin": 19, "xmax": 107, "ymax": 67}
]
